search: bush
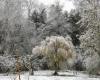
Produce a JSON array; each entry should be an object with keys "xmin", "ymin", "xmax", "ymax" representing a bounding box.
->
[
  {"xmin": 0, "ymin": 55, "xmax": 30, "ymax": 73},
  {"xmin": 0, "ymin": 55, "xmax": 16, "ymax": 73},
  {"xmin": 83, "ymin": 52, "xmax": 100, "ymax": 74}
]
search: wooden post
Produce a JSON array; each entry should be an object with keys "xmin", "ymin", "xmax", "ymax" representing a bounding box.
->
[
  {"xmin": 15, "ymin": 49, "xmax": 21, "ymax": 80},
  {"xmin": 29, "ymin": 57, "xmax": 34, "ymax": 75}
]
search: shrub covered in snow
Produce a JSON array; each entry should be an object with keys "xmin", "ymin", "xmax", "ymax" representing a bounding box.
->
[
  {"xmin": 0, "ymin": 55, "xmax": 16, "ymax": 73},
  {"xmin": 80, "ymin": 29, "xmax": 100, "ymax": 74},
  {"xmin": 0, "ymin": 55, "xmax": 32, "ymax": 73},
  {"xmin": 83, "ymin": 51, "xmax": 100, "ymax": 74}
]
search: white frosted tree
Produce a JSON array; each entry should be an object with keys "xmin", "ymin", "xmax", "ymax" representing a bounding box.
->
[
  {"xmin": 32, "ymin": 36, "xmax": 76, "ymax": 75},
  {"xmin": 22, "ymin": 0, "xmax": 39, "ymax": 19},
  {"xmin": 0, "ymin": 0, "xmax": 24, "ymax": 55},
  {"xmin": 74, "ymin": 0, "xmax": 100, "ymax": 74}
]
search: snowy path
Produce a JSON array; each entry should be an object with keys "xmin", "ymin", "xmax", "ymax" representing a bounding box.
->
[{"xmin": 0, "ymin": 71, "xmax": 100, "ymax": 80}]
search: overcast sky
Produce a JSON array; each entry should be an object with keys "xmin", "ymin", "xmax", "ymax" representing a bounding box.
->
[{"xmin": 38, "ymin": 0, "xmax": 75, "ymax": 12}]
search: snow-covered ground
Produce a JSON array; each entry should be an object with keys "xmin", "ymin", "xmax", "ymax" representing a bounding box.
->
[{"xmin": 0, "ymin": 71, "xmax": 100, "ymax": 80}]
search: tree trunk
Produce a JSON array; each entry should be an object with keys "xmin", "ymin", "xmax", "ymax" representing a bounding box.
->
[
  {"xmin": 53, "ymin": 70, "xmax": 58, "ymax": 76},
  {"xmin": 29, "ymin": 68, "xmax": 34, "ymax": 75}
]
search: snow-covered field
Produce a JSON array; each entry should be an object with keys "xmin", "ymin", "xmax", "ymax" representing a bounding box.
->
[{"xmin": 0, "ymin": 71, "xmax": 100, "ymax": 80}]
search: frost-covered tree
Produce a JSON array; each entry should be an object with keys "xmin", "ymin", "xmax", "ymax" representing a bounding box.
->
[
  {"xmin": 39, "ymin": 2, "xmax": 72, "ymax": 40},
  {"xmin": 47, "ymin": 2, "xmax": 65, "ymax": 36},
  {"xmin": 32, "ymin": 36, "xmax": 76, "ymax": 75},
  {"xmin": 67, "ymin": 9, "xmax": 81, "ymax": 46},
  {"xmin": 74, "ymin": 0, "xmax": 100, "ymax": 74},
  {"xmin": 0, "ymin": 0, "xmax": 23, "ymax": 55},
  {"xmin": 31, "ymin": 8, "xmax": 47, "ymax": 26}
]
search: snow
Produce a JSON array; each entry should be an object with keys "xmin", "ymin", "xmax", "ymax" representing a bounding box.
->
[
  {"xmin": 0, "ymin": 71, "xmax": 100, "ymax": 80},
  {"xmin": 0, "ymin": 76, "xmax": 99, "ymax": 80}
]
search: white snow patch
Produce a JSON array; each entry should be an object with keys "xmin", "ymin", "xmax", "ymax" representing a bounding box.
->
[{"xmin": 0, "ymin": 71, "xmax": 100, "ymax": 80}]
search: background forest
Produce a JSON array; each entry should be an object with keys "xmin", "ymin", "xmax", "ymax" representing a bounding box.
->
[{"xmin": 0, "ymin": 0, "xmax": 100, "ymax": 75}]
